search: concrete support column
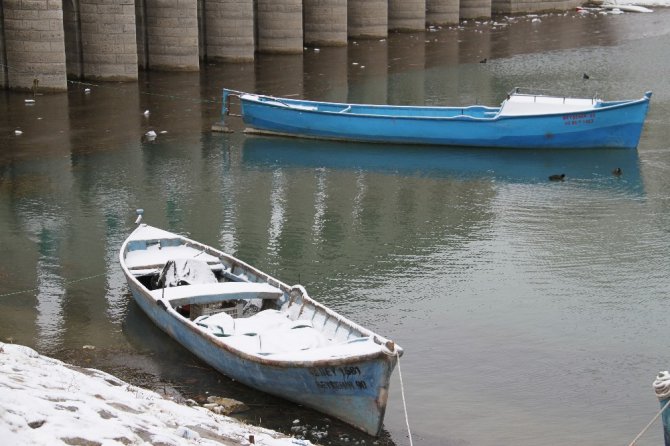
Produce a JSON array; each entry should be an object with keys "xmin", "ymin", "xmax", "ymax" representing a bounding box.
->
[
  {"xmin": 256, "ymin": 0, "xmax": 303, "ymax": 54},
  {"xmin": 144, "ymin": 0, "xmax": 199, "ymax": 70},
  {"xmin": 3, "ymin": 0, "xmax": 67, "ymax": 91},
  {"xmin": 348, "ymin": 0, "xmax": 387, "ymax": 39},
  {"xmin": 77, "ymin": 0, "xmax": 138, "ymax": 80},
  {"xmin": 135, "ymin": 0, "xmax": 147, "ymax": 68},
  {"xmin": 304, "ymin": 0, "xmax": 347, "ymax": 47},
  {"xmin": 0, "ymin": 4, "xmax": 7, "ymax": 89},
  {"xmin": 427, "ymin": 0, "xmax": 460, "ymax": 25},
  {"xmin": 492, "ymin": 0, "xmax": 579, "ymax": 14},
  {"xmin": 201, "ymin": 0, "xmax": 254, "ymax": 62},
  {"xmin": 388, "ymin": 0, "xmax": 426, "ymax": 32},
  {"xmin": 62, "ymin": 0, "xmax": 82, "ymax": 78},
  {"xmin": 460, "ymin": 0, "xmax": 492, "ymax": 19}
]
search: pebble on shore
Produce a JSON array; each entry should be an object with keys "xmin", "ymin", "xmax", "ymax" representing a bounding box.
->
[{"xmin": 0, "ymin": 343, "xmax": 314, "ymax": 446}]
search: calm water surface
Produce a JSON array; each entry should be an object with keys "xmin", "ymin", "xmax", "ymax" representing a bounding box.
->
[{"xmin": 2, "ymin": 9, "xmax": 670, "ymax": 446}]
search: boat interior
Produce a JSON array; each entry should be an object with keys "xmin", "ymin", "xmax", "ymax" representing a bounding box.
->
[
  {"xmin": 237, "ymin": 90, "xmax": 623, "ymax": 120},
  {"xmin": 124, "ymin": 232, "xmax": 388, "ymax": 359}
]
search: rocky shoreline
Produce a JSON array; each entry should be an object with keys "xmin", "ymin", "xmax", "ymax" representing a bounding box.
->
[{"xmin": 0, "ymin": 343, "xmax": 313, "ymax": 446}]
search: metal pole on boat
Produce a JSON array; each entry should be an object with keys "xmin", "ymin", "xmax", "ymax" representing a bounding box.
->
[
  {"xmin": 654, "ymin": 371, "xmax": 670, "ymax": 446},
  {"xmin": 212, "ymin": 89, "xmax": 234, "ymax": 133}
]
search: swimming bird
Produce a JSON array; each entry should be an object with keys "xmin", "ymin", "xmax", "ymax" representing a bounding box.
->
[
  {"xmin": 583, "ymin": 73, "xmax": 590, "ymax": 80},
  {"xmin": 549, "ymin": 173, "xmax": 565, "ymax": 181},
  {"xmin": 479, "ymin": 58, "xmax": 488, "ymax": 63},
  {"xmin": 612, "ymin": 167, "xmax": 622, "ymax": 176}
]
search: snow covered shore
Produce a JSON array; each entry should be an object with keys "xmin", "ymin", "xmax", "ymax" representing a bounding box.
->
[
  {"xmin": 608, "ymin": 0, "xmax": 670, "ymax": 5},
  {"xmin": 0, "ymin": 343, "xmax": 312, "ymax": 446}
]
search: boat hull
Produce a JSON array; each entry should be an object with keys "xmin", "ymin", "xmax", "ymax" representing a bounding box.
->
[
  {"xmin": 229, "ymin": 90, "xmax": 651, "ymax": 149},
  {"xmin": 120, "ymin": 227, "xmax": 399, "ymax": 436}
]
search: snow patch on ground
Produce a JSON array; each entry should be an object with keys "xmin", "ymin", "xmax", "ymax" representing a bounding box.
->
[
  {"xmin": 0, "ymin": 343, "xmax": 312, "ymax": 446},
  {"xmin": 605, "ymin": 0, "xmax": 670, "ymax": 5}
]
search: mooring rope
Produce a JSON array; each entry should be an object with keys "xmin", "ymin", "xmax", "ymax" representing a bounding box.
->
[
  {"xmin": 0, "ymin": 272, "xmax": 108, "ymax": 298},
  {"xmin": 396, "ymin": 352, "xmax": 414, "ymax": 446},
  {"xmin": 628, "ymin": 398, "xmax": 670, "ymax": 446}
]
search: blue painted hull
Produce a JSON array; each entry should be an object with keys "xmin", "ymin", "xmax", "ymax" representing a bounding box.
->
[
  {"xmin": 120, "ymin": 227, "xmax": 399, "ymax": 436},
  {"xmin": 224, "ymin": 90, "xmax": 651, "ymax": 149}
]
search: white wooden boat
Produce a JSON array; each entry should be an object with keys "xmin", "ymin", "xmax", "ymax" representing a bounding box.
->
[{"xmin": 119, "ymin": 215, "xmax": 403, "ymax": 436}]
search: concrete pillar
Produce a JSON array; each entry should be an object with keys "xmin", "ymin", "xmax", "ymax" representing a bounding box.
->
[
  {"xmin": 62, "ymin": 0, "xmax": 83, "ymax": 78},
  {"xmin": 427, "ymin": 0, "xmax": 460, "ymax": 25},
  {"xmin": 492, "ymin": 0, "xmax": 579, "ymax": 14},
  {"xmin": 491, "ymin": 0, "xmax": 511, "ymax": 14},
  {"xmin": 348, "ymin": 0, "xmax": 387, "ymax": 39},
  {"xmin": 135, "ymin": 0, "xmax": 147, "ymax": 68},
  {"xmin": 0, "ymin": 5, "xmax": 7, "ymax": 89},
  {"xmin": 460, "ymin": 0, "xmax": 491, "ymax": 19},
  {"xmin": 201, "ymin": 0, "xmax": 255, "ymax": 62},
  {"xmin": 75, "ymin": 0, "xmax": 138, "ymax": 80},
  {"xmin": 144, "ymin": 0, "xmax": 199, "ymax": 70},
  {"xmin": 256, "ymin": 0, "xmax": 303, "ymax": 54},
  {"xmin": 388, "ymin": 0, "xmax": 426, "ymax": 32},
  {"xmin": 3, "ymin": 0, "xmax": 67, "ymax": 92},
  {"xmin": 304, "ymin": 0, "xmax": 347, "ymax": 47}
]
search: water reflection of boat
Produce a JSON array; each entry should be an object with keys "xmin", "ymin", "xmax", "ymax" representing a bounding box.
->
[
  {"xmin": 223, "ymin": 88, "xmax": 652, "ymax": 149},
  {"xmin": 120, "ymin": 220, "xmax": 402, "ymax": 436},
  {"xmin": 242, "ymin": 136, "xmax": 644, "ymax": 193}
]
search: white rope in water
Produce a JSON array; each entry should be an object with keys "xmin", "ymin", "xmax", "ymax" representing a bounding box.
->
[
  {"xmin": 396, "ymin": 353, "xmax": 414, "ymax": 446},
  {"xmin": 628, "ymin": 398, "xmax": 670, "ymax": 446}
]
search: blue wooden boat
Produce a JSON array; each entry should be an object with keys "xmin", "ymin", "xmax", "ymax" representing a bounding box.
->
[
  {"xmin": 119, "ymin": 216, "xmax": 402, "ymax": 436},
  {"xmin": 221, "ymin": 88, "xmax": 652, "ymax": 149}
]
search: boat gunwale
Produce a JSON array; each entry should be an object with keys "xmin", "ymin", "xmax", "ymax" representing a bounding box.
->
[
  {"xmin": 230, "ymin": 89, "xmax": 651, "ymax": 122},
  {"xmin": 119, "ymin": 225, "xmax": 402, "ymax": 368}
]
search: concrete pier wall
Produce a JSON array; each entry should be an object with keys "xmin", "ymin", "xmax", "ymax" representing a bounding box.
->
[
  {"xmin": 0, "ymin": 0, "xmax": 598, "ymax": 91},
  {"xmin": 201, "ymin": 0, "xmax": 255, "ymax": 62},
  {"xmin": 62, "ymin": 0, "xmax": 82, "ymax": 78},
  {"xmin": 3, "ymin": 0, "xmax": 67, "ymax": 91},
  {"xmin": 256, "ymin": 0, "xmax": 303, "ymax": 54},
  {"xmin": 78, "ymin": 0, "xmax": 138, "ymax": 80},
  {"xmin": 348, "ymin": 0, "xmax": 387, "ymax": 39},
  {"xmin": 492, "ymin": 0, "xmax": 580, "ymax": 14},
  {"xmin": 135, "ymin": 0, "xmax": 147, "ymax": 69},
  {"xmin": 460, "ymin": 0, "xmax": 492, "ymax": 19},
  {"xmin": 0, "ymin": 3, "xmax": 8, "ymax": 89},
  {"xmin": 388, "ymin": 0, "xmax": 426, "ymax": 32},
  {"xmin": 426, "ymin": 0, "xmax": 460, "ymax": 25},
  {"xmin": 143, "ymin": 0, "xmax": 199, "ymax": 70},
  {"xmin": 303, "ymin": 0, "xmax": 347, "ymax": 46}
]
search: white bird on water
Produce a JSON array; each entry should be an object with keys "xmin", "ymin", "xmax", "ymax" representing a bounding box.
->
[
  {"xmin": 14, "ymin": 129, "xmax": 23, "ymax": 136},
  {"xmin": 144, "ymin": 110, "xmax": 150, "ymax": 117}
]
